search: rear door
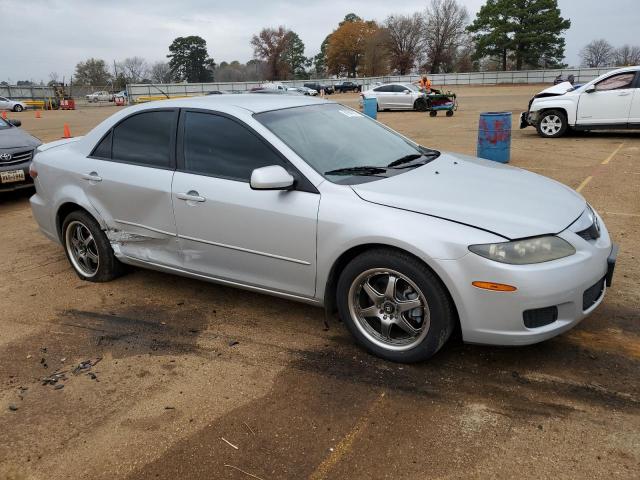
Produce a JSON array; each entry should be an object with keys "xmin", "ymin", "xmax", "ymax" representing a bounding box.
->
[
  {"xmin": 172, "ymin": 110, "xmax": 319, "ymax": 298},
  {"xmin": 577, "ymin": 72, "xmax": 636, "ymax": 125},
  {"xmin": 81, "ymin": 109, "xmax": 180, "ymax": 266},
  {"xmin": 629, "ymin": 72, "xmax": 640, "ymax": 125},
  {"xmin": 372, "ymin": 85, "xmax": 394, "ymax": 109}
]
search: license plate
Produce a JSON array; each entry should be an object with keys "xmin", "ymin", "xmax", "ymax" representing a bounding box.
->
[{"xmin": 0, "ymin": 169, "xmax": 25, "ymax": 183}]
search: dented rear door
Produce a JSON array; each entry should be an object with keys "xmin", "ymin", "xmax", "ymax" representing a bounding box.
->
[{"xmin": 80, "ymin": 109, "xmax": 180, "ymax": 266}]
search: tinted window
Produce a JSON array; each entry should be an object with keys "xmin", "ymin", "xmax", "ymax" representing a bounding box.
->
[
  {"xmin": 183, "ymin": 112, "xmax": 283, "ymax": 181},
  {"xmin": 92, "ymin": 131, "xmax": 112, "ymax": 158},
  {"xmin": 373, "ymin": 85, "xmax": 392, "ymax": 92},
  {"xmin": 596, "ymin": 73, "xmax": 635, "ymax": 91},
  {"xmin": 112, "ymin": 111, "xmax": 174, "ymax": 167},
  {"xmin": 392, "ymin": 85, "xmax": 409, "ymax": 92}
]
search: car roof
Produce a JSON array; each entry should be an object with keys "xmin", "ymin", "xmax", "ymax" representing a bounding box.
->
[{"xmin": 138, "ymin": 93, "xmax": 331, "ymax": 114}]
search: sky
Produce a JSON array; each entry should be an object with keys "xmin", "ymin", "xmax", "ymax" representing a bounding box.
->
[{"xmin": 1, "ymin": 0, "xmax": 638, "ymax": 83}]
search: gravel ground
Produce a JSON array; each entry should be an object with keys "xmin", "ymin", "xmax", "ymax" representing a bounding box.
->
[{"xmin": 1, "ymin": 86, "xmax": 638, "ymax": 480}]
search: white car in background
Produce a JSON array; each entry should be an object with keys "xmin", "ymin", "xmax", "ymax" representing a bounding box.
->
[
  {"xmin": 521, "ymin": 66, "xmax": 640, "ymax": 138},
  {"xmin": 288, "ymin": 86, "xmax": 318, "ymax": 96},
  {"xmin": 360, "ymin": 83, "xmax": 428, "ymax": 111},
  {"xmin": 86, "ymin": 91, "xmax": 113, "ymax": 103},
  {"xmin": 0, "ymin": 96, "xmax": 27, "ymax": 112}
]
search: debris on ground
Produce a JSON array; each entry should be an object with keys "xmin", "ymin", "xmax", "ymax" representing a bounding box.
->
[
  {"xmin": 8, "ymin": 404, "xmax": 18, "ymax": 411},
  {"xmin": 164, "ymin": 406, "xmax": 175, "ymax": 410},
  {"xmin": 72, "ymin": 357, "xmax": 102, "ymax": 375},
  {"xmin": 221, "ymin": 437, "xmax": 239, "ymax": 450},
  {"xmin": 54, "ymin": 384, "xmax": 64, "ymax": 390},
  {"xmin": 224, "ymin": 464, "xmax": 264, "ymax": 479},
  {"xmin": 228, "ymin": 340, "xmax": 239, "ymax": 347},
  {"xmin": 42, "ymin": 371, "xmax": 68, "ymax": 386}
]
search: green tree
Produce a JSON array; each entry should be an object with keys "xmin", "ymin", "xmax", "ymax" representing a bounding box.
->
[
  {"xmin": 167, "ymin": 36, "xmax": 215, "ymax": 82},
  {"xmin": 74, "ymin": 58, "xmax": 111, "ymax": 85},
  {"xmin": 467, "ymin": 0, "xmax": 570, "ymax": 70},
  {"xmin": 281, "ymin": 31, "xmax": 307, "ymax": 78},
  {"xmin": 312, "ymin": 35, "xmax": 331, "ymax": 76}
]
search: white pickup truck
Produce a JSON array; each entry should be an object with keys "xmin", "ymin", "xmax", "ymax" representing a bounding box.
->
[
  {"xmin": 521, "ymin": 66, "xmax": 640, "ymax": 138},
  {"xmin": 85, "ymin": 91, "xmax": 113, "ymax": 103}
]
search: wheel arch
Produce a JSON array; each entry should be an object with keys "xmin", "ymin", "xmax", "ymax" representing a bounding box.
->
[
  {"xmin": 323, "ymin": 243, "xmax": 460, "ymax": 330},
  {"xmin": 55, "ymin": 202, "xmax": 103, "ymax": 241}
]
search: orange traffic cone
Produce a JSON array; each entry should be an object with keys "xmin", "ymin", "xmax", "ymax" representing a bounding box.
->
[
  {"xmin": 35, "ymin": 110, "xmax": 41, "ymax": 119},
  {"xmin": 1, "ymin": 111, "xmax": 6, "ymax": 120},
  {"xmin": 63, "ymin": 123, "xmax": 72, "ymax": 138}
]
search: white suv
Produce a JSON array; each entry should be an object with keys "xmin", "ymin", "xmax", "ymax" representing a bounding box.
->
[
  {"xmin": 360, "ymin": 83, "xmax": 428, "ymax": 111},
  {"xmin": 521, "ymin": 66, "xmax": 640, "ymax": 138}
]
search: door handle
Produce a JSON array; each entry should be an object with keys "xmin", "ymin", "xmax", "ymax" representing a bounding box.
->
[
  {"xmin": 81, "ymin": 172, "xmax": 102, "ymax": 182},
  {"xmin": 618, "ymin": 92, "xmax": 631, "ymax": 96},
  {"xmin": 176, "ymin": 191, "xmax": 206, "ymax": 202}
]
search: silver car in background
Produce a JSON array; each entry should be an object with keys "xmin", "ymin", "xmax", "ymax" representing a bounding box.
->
[
  {"xmin": 360, "ymin": 83, "xmax": 428, "ymax": 111},
  {"xmin": 29, "ymin": 95, "xmax": 616, "ymax": 362},
  {"xmin": 0, "ymin": 96, "xmax": 27, "ymax": 112}
]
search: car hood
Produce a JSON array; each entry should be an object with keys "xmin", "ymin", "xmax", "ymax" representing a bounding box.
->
[
  {"xmin": 351, "ymin": 152, "xmax": 586, "ymax": 239},
  {"xmin": 534, "ymin": 81, "xmax": 574, "ymax": 98},
  {"xmin": 0, "ymin": 127, "xmax": 42, "ymax": 149}
]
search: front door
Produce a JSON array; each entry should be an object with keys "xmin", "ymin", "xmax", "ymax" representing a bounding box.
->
[
  {"xmin": 81, "ymin": 109, "xmax": 180, "ymax": 266},
  {"xmin": 577, "ymin": 71, "xmax": 637, "ymax": 125},
  {"xmin": 172, "ymin": 110, "xmax": 319, "ymax": 298}
]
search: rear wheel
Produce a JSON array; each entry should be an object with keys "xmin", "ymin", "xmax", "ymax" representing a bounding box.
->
[
  {"xmin": 429, "ymin": 111, "xmax": 437, "ymax": 117},
  {"xmin": 446, "ymin": 110, "xmax": 454, "ymax": 117},
  {"xmin": 536, "ymin": 110, "xmax": 568, "ymax": 138},
  {"xmin": 13, "ymin": 104, "xmax": 23, "ymax": 112},
  {"xmin": 337, "ymin": 249, "xmax": 455, "ymax": 363},
  {"xmin": 62, "ymin": 211, "xmax": 125, "ymax": 282}
]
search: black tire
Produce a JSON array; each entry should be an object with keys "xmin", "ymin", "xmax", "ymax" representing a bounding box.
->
[
  {"xmin": 62, "ymin": 210, "xmax": 125, "ymax": 282},
  {"xmin": 429, "ymin": 111, "xmax": 437, "ymax": 117},
  {"xmin": 13, "ymin": 104, "xmax": 23, "ymax": 112},
  {"xmin": 446, "ymin": 110, "xmax": 454, "ymax": 117},
  {"xmin": 413, "ymin": 98, "xmax": 428, "ymax": 112},
  {"xmin": 336, "ymin": 248, "xmax": 455, "ymax": 363},
  {"xmin": 536, "ymin": 109, "xmax": 568, "ymax": 138}
]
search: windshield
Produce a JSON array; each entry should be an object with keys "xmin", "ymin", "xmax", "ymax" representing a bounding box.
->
[
  {"xmin": 0, "ymin": 118, "xmax": 10, "ymax": 130},
  {"xmin": 255, "ymin": 104, "xmax": 437, "ymax": 184}
]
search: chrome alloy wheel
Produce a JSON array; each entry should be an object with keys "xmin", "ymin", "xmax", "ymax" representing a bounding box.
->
[
  {"xmin": 348, "ymin": 268, "xmax": 430, "ymax": 351},
  {"xmin": 540, "ymin": 114, "xmax": 562, "ymax": 136},
  {"xmin": 65, "ymin": 220, "xmax": 100, "ymax": 277}
]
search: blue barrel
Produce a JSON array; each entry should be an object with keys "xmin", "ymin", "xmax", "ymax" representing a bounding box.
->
[
  {"xmin": 363, "ymin": 97, "xmax": 377, "ymax": 119},
  {"xmin": 477, "ymin": 112, "xmax": 512, "ymax": 163}
]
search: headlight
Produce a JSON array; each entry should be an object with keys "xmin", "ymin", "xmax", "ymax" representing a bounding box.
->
[{"xmin": 468, "ymin": 236, "xmax": 575, "ymax": 265}]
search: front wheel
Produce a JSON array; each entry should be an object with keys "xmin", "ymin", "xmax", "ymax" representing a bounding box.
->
[
  {"xmin": 413, "ymin": 98, "xmax": 428, "ymax": 112},
  {"xmin": 536, "ymin": 110, "xmax": 568, "ymax": 138},
  {"xmin": 62, "ymin": 210, "xmax": 125, "ymax": 282},
  {"xmin": 337, "ymin": 249, "xmax": 455, "ymax": 363},
  {"xmin": 13, "ymin": 104, "xmax": 23, "ymax": 112}
]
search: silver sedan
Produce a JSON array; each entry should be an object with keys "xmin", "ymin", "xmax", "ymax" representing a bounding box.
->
[{"xmin": 29, "ymin": 95, "xmax": 616, "ymax": 362}]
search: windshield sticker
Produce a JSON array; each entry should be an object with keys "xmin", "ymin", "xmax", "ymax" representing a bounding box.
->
[{"xmin": 339, "ymin": 109, "xmax": 362, "ymax": 118}]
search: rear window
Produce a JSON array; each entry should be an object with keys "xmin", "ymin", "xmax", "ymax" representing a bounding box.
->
[{"xmin": 111, "ymin": 110, "xmax": 175, "ymax": 168}]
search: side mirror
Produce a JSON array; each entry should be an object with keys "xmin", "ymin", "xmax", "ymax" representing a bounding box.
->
[
  {"xmin": 250, "ymin": 165, "xmax": 294, "ymax": 191},
  {"xmin": 8, "ymin": 119, "xmax": 21, "ymax": 127},
  {"xmin": 585, "ymin": 85, "xmax": 596, "ymax": 93},
  {"xmin": 404, "ymin": 90, "xmax": 411, "ymax": 94}
]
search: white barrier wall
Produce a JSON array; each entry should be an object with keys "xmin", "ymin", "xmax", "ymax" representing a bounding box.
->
[{"xmin": 126, "ymin": 67, "xmax": 616, "ymax": 101}]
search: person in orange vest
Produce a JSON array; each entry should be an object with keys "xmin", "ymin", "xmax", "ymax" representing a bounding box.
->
[{"xmin": 419, "ymin": 75, "xmax": 432, "ymax": 93}]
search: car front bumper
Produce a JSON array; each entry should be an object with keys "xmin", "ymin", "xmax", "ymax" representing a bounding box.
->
[
  {"xmin": 433, "ymin": 225, "xmax": 615, "ymax": 346},
  {"xmin": 520, "ymin": 111, "xmax": 541, "ymax": 129}
]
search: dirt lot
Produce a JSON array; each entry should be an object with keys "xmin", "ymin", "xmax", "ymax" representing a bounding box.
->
[{"xmin": 1, "ymin": 86, "xmax": 639, "ymax": 480}]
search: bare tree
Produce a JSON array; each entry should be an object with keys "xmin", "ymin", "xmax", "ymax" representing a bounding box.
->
[
  {"xmin": 423, "ymin": 0, "xmax": 469, "ymax": 73},
  {"xmin": 580, "ymin": 39, "xmax": 615, "ymax": 67},
  {"xmin": 384, "ymin": 13, "xmax": 425, "ymax": 75},
  {"xmin": 614, "ymin": 44, "xmax": 640, "ymax": 67},
  {"xmin": 149, "ymin": 61, "xmax": 173, "ymax": 83},
  {"xmin": 118, "ymin": 56, "xmax": 149, "ymax": 83}
]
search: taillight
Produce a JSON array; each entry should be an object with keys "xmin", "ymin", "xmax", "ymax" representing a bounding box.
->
[{"xmin": 29, "ymin": 163, "xmax": 38, "ymax": 179}]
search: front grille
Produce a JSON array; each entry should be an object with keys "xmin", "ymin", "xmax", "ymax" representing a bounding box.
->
[
  {"xmin": 523, "ymin": 306, "xmax": 558, "ymax": 328},
  {"xmin": 583, "ymin": 277, "xmax": 605, "ymax": 311},
  {"xmin": 0, "ymin": 149, "xmax": 33, "ymax": 165}
]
